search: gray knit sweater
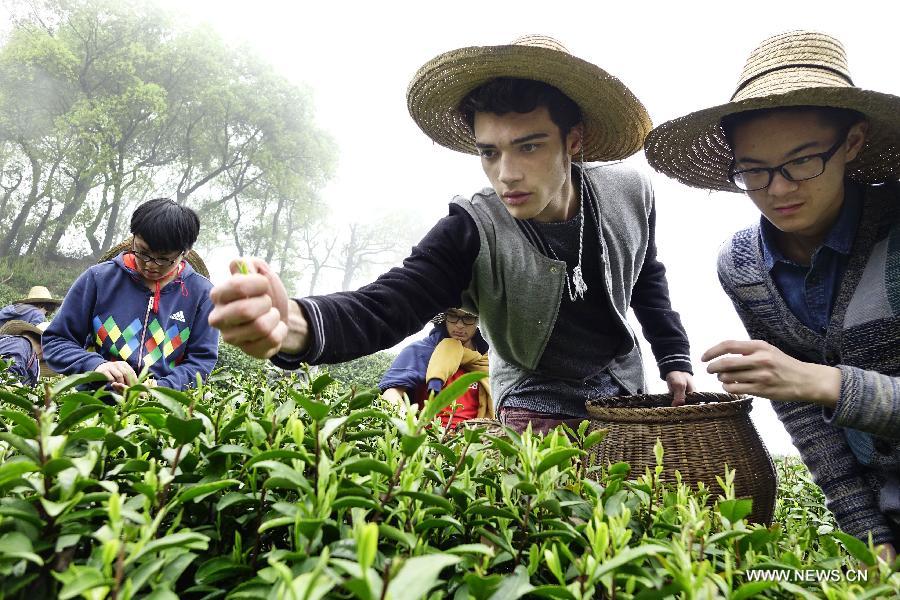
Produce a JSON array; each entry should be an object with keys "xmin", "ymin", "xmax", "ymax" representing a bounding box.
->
[{"xmin": 717, "ymin": 182, "xmax": 900, "ymax": 545}]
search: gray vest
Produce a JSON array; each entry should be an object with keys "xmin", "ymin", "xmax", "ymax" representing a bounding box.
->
[{"xmin": 454, "ymin": 162, "xmax": 651, "ymax": 407}]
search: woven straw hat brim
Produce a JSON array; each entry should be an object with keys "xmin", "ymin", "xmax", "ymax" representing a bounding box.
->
[
  {"xmin": 15, "ymin": 297, "xmax": 62, "ymax": 306},
  {"xmin": 98, "ymin": 237, "xmax": 210, "ymax": 279},
  {"xmin": 645, "ymin": 87, "xmax": 900, "ymax": 192},
  {"xmin": 407, "ymin": 44, "xmax": 652, "ymax": 162},
  {"xmin": 0, "ymin": 319, "xmax": 45, "ymax": 338}
]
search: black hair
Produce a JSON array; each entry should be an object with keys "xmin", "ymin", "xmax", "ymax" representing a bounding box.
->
[
  {"xmin": 130, "ymin": 198, "xmax": 200, "ymax": 253},
  {"xmin": 720, "ymin": 106, "xmax": 866, "ymax": 148},
  {"xmin": 459, "ymin": 78, "xmax": 582, "ymax": 140}
]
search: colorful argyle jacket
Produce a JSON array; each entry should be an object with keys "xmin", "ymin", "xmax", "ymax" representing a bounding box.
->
[
  {"xmin": 717, "ymin": 182, "xmax": 900, "ymax": 546},
  {"xmin": 43, "ymin": 253, "xmax": 219, "ymax": 390}
]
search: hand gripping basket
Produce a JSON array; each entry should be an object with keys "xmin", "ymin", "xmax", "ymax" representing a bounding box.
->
[{"xmin": 585, "ymin": 392, "xmax": 777, "ymax": 525}]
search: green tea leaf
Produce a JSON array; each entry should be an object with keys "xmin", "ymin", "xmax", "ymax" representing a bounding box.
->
[
  {"xmin": 385, "ymin": 554, "xmax": 460, "ymax": 600},
  {"xmin": 717, "ymin": 498, "xmax": 754, "ymax": 524},
  {"xmin": 422, "ymin": 372, "xmax": 486, "ymax": 423},
  {"xmin": 833, "ymin": 531, "xmax": 876, "ymax": 565},
  {"xmin": 166, "ymin": 415, "xmax": 204, "ymax": 445},
  {"xmin": 731, "ymin": 581, "xmax": 778, "ymax": 600},
  {"xmin": 50, "ymin": 372, "xmax": 109, "ymax": 397},
  {"xmin": 311, "ymin": 373, "xmax": 336, "ymax": 395},
  {"xmin": 178, "ymin": 479, "xmax": 241, "ymax": 503},
  {"xmin": 397, "ymin": 491, "xmax": 453, "ymax": 512},
  {"xmin": 0, "ymin": 432, "xmax": 39, "ymax": 462},
  {"xmin": 487, "ymin": 565, "xmax": 534, "ymax": 600},
  {"xmin": 0, "ymin": 409, "xmax": 37, "ymax": 437},
  {"xmin": 292, "ymin": 390, "xmax": 330, "ymax": 421},
  {"xmin": 0, "ymin": 389, "xmax": 33, "ymax": 411},
  {"xmin": 343, "ymin": 458, "xmax": 393, "ymax": 478},
  {"xmin": 536, "ymin": 448, "xmax": 583, "ymax": 475},
  {"xmin": 400, "ymin": 433, "xmax": 427, "ymax": 456}
]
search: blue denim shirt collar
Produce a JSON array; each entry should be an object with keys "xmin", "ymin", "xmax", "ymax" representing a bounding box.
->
[{"xmin": 760, "ymin": 182, "xmax": 862, "ymax": 271}]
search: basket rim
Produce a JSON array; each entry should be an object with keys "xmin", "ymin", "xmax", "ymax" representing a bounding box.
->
[{"xmin": 586, "ymin": 392, "xmax": 752, "ymax": 423}]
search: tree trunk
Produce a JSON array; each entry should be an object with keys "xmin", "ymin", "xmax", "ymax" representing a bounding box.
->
[
  {"xmin": 0, "ymin": 149, "xmax": 45, "ymax": 256},
  {"xmin": 25, "ymin": 198, "xmax": 56, "ymax": 255},
  {"xmin": 45, "ymin": 174, "xmax": 94, "ymax": 255}
]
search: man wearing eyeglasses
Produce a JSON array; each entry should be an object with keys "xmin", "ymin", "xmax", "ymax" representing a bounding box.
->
[
  {"xmin": 379, "ymin": 308, "xmax": 492, "ymax": 428},
  {"xmin": 645, "ymin": 31, "xmax": 899, "ymax": 561},
  {"xmin": 43, "ymin": 198, "xmax": 219, "ymax": 391}
]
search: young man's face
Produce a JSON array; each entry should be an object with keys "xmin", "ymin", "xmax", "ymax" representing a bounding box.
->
[
  {"xmin": 730, "ymin": 110, "xmax": 866, "ymax": 239},
  {"xmin": 444, "ymin": 310, "xmax": 477, "ymax": 346},
  {"xmin": 132, "ymin": 235, "xmax": 184, "ymax": 281},
  {"xmin": 473, "ymin": 106, "xmax": 581, "ymax": 222}
]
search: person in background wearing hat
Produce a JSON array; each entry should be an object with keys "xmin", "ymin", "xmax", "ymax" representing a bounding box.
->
[
  {"xmin": 0, "ymin": 320, "xmax": 48, "ymax": 386},
  {"xmin": 43, "ymin": 198, "xmax": 219, "ymax": 391},
  {"xmin": 646, "ymin": 30, "xmax": 899, "ymax": 560},
  {"xmin": 0, "ymin": 286, "xmax": 62, "ymax": 328},
  {"xmin": 209, "ymin": 36, "xmax": 694, "ymax": 433},
  {"xmin": 380, "ymin": 308, "xmax": 492, "ymax": 428}
]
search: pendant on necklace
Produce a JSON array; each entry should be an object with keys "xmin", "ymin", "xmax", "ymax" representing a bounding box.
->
[{"xmin": 572, "ymin": 265, "xmax": 588, "ymax": 300}]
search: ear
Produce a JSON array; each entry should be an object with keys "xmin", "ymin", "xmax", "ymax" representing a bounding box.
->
[
  {"xmin": 566, "ymin": 123, "xmax": 585, "ymax": 156},
  {"xmin": 845, "ymin": 120, "xmax": 869, "ymax": 162}
]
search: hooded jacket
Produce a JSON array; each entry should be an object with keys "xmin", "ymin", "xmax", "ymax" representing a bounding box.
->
[
  {"xmin": 0, "ymin": 304, "xmax": 47, "ymax": 328},
  {"xmin": 43, "ymin": 253, "xmax": 219, "ymax": 390},
  {"xmin": 0, "ymin": 335, "xmax": 39, "ymax": 385}
]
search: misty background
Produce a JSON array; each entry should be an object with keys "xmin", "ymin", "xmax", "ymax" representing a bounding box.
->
[{"xmin": 2, "ymin": 0, "xmax": 899, "ymax": 455}]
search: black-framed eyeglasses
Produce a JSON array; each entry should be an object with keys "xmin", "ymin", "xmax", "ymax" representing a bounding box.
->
[
  {"xmin": 729, "ymin": 134, "xmax": 848, "ymax": 192},
  {"xmin": 445, "ymin": 313, "xmax": 477, "ymax": 326},
  {"xmin": 129, "ymin": 242, "xmax": 183, "ymax": 267}
]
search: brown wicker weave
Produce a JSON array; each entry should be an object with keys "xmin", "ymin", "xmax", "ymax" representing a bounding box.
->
[
  {"xmin": 459, "ymin": 417, "xmax": 506, "ymax": 438},
  {"xmin": 586, "ymin": 392, "xmax": 777, "ymax": 525},
  {"xmin": 98, "ymin": 237, "xmax": 210, "ymax": 279}
]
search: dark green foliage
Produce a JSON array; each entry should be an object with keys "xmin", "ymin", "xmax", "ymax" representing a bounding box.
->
[
  {"xmin": 323, "ymin": 351, "xmax": 396, "ymax": 390},
  {"xmin": 0, "ymin": 367, "xmax": 897, "ymax": 598},
  {"xmin": 0, "ymin": 255, "xmax": 89, "ymax": 299}
]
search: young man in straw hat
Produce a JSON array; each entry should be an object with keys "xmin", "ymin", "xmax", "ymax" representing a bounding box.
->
[
  {"xmin": 645, "ymin": 30, "xmax": 900, "ymax": 558},
  {"xmin": 0, "ymin": 286, "xmax": 62, "ymax": 328},
  {"xmin": 43, "ymin": 198, "xmax": 219, "ymax": 391},
  {"xmin": 0, "ymin": 319, "xmax": 48, "ymax": 386},
  {"xmin": 209, "ymin": 36, "xmax": 694, "ymax": 432}
]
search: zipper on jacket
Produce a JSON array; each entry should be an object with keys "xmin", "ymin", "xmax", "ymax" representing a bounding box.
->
[{"xmin": 136, "ymin": 296, "xmax": 154, "ymax": 373}]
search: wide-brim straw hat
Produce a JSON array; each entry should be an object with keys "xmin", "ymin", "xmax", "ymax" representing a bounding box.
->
[
  {"xmin": 644, "ymin": 30, "xmax": 900, "ymax": 192},
  {"xmin": 0, "ymin": 320, "xmax": 56, "ymax": 378},
  {"xmin": 0, "ymin": 319, "xmax": 48, "ymax": 339},
  {"xmin": 407, "ymin": 35, "xmax": 651, "ymax": 162},
  {"xmin": 99, "ymin": 236, "xmax": 210, "ymax": 279},
  {"xmin": 15, "ymin": 285, "xmax": 61, "ymax": 306}
]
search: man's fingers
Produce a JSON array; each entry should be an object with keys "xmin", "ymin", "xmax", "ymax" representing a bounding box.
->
[
  {"xmin": 118, "ymin": 361, "xmax": 138, "ymax": 384},
  {"xmin": 209, "ymin": 295, "xmax": 274, "ymax": 330},
  {"xmin": 230, "ymin": 320, "xmax": 288, "ymax": 359},
  {"xmin": 701, "ymin": 339, "xmax": 761, "ymax": 362},
  {"xmin": 706, "ymin": 355, "xmax": 758, "ymax": 375},
  {"xmin": 209, "ymin": 273, "xmax": 274, "ymax": 305},
  {"xmin": 250, "ymin": 258, "xmax": 290, "ymax": 322},
  {"xmin": 218, "ymin": 307, "xmax": 283, "ymax": 346}
]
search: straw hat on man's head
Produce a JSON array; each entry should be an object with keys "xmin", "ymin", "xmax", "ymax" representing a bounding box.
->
[
  {"xmin": 0, "ymin": 319, "xmax": 48, "ymax": 341},
  {"xmin": 15, "ymin": 286, "xmax": 61, "ymax": 307},
  {"xmin": 644, "ymin": 30, "xmax": 900, "ymax": 192},
  {"xmin": 0, "ymin": 319, "xmax": 55, "ymax": 377},
  {"xmin": 407, "ymin": 35, "xmax": 651, "ymax": 162}
]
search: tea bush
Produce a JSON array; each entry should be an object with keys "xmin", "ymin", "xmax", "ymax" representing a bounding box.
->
[{"xmin": 0, "ymin": 367, "xmax": 897, "ymax": 599}]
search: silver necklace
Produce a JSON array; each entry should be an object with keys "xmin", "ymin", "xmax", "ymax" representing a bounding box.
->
[{"xmin": 546, "ymin": 154, "xmax": 588, "ymax": 302}]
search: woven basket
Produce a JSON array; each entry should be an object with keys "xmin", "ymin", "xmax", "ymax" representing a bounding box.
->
[
  {"xmin": 459, "ymin": 417, "xmax": 506, "ymax": 438},
  {"xmin": 98, "ymin": 237, "xmax": 210, "ymax": 279},
  {"xmin": 586, "ymin": 392, "xmax": 776, "ymax": 525}
]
